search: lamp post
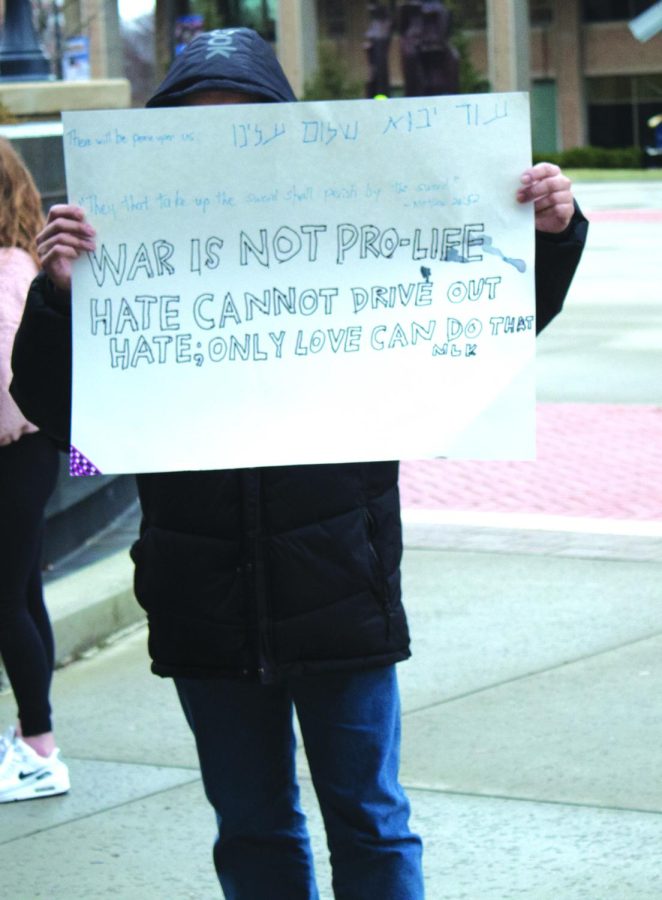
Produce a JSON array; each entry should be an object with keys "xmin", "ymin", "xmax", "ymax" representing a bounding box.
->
[{"xmin": 0, "ymin": 0, "xmax": 52, "ymax": 80}]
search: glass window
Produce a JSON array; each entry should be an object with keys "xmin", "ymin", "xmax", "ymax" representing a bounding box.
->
[
  {"xmin": 204, "ymin": 1, "xmax": 275, "ymax": 39},
  {"xmin": 453, "ymin": 1, "xmax": 487, "ymax": 30},
  {"xmin": 451, "ymin": 0, "xmax": 556, "ymax": 30},
  {"xmin": 588, "ymin": 104, "xmax": 634, "ymax": 146},
  {"xmin": 322, "ymin": 0, "xmax": 347, "ymax": 37},
  {"xmin": 587, "ymin": 72, "xmax": 662, "ymax": 146},
  {"xmin": 586, "ymin": 75, "xmax": 633, "ymax": 102},
  {"xmin": 634, "ymin": 73, "xmax": 662, "ymax": 101},
  {"xmin": 530, "ymin": 0, "xmax": 554, "ymax": 25},
  {"xmin": 583, "ymin": 1, "xmax": 657, "ymax": 22},
  {"xmin": 240, "ymin": 0, "xmax": 276, "ymax": 38}
]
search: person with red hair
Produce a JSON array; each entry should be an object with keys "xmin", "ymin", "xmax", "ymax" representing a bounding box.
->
[{"xmin": 0, "ymin": 138, "xmax": 70, "ymax": 802}]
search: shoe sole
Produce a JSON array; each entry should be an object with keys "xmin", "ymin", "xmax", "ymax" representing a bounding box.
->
[{"xmin": 0, "ymin": 784, "xmax": 70, "ymax": 802}]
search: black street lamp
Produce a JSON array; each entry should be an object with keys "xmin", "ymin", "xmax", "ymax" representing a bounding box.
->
[{"xmin": 0, "ymin": 0, "xmax": 52, "ymax": 80}]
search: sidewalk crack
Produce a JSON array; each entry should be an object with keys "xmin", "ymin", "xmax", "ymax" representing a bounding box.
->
[{"xmin": 402, "ymin": 627, "xmax": 662, "ymax": 717}]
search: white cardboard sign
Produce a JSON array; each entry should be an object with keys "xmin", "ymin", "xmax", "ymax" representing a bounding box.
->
[{"xmin": 63, "ymin": 93, "xmax": 535, "ymax": 475}]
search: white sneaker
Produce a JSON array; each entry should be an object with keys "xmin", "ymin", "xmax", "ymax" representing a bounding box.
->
[
  {"xmin": 0, "ymin": 726, "xmax": 16, "ymax": 765},
  {"xmin": 0, "ymin": 736, "xmax": 70, "ymax": 802}
]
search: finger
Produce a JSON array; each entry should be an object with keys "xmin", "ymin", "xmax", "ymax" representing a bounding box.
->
[
  {"xmin": 39, "ymin": 205, "xmax": 95, "ymax": 236},
  {"xmin": 532, "ymin": 189, "xmax": 573, "ymax": 213},
  {"xmin": 36, "ymin": 220, "xmax": 96, "ymax": 251},
  {"xmin": 45, "ymin": 204, "xmax": 88, "ymax": 224},
  {"xmin": 521, "ymin": 162, "xmax": 562, "ymax": 183},
  {"xmin": 37, "ymin": 231, "xmax": 95, "ymax": 259},
  {"xmin": 37, "ymin": 239, "xmax": 94, "ymax": 275},
  {"xmin": 525, "ymin": 171, "xmax": 570, "ymax": 190},
  {"xmin": 37, "ymin": 226, "xmax": 95, "ymax": 246},
  {"xmin": 534, "ymin": 201, "xmax": 574, "ymax": 232},
  {"xmin": 517, "ymin": 174, "xmax": 571, "ymax": 204},
  {"xmin": 36, "ymin": 230, "xmax": 96, "ymax": 257},
  {"xmin": 530, "ymin": 173, "xmax": 571, "ymax": 195},
  {"xmin": 541, "ymin": 201, "xmax": 574, "ymax": 220},
  {"xmin": 518, "ymin": 163, "xmax": 569, "ymax": 199},
  {"xmin": 40, "ymin": 244, "xmax": 79, "ymax": 264}
]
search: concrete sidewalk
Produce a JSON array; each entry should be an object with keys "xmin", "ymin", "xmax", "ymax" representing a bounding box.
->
[{"xmin": 1, "ymin": 545, "xmax": 661, "ymax": 899}]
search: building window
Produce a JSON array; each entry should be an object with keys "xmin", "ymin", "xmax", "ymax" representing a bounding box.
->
[
  {"xmin": 587, "ymin": 73, "xmax": 662, "ymax": 147},
  {"xmin": 530, "ymin": 0, "xmax": 554, "ymax": 25},
  {"xmin": 239, "ymin": 1, "xmax": 276, "ymax": 38},
  {"xmin": 207, "ymin": 1, "xmax": 275, "ymax": 39},
  {"xmin": 322, "ymin": 0, "xmax": 347, "ymax": 37},
  {"xmin": 452, "ymin": 1, "xmax": 486, "ymax": 30},
  {"xmin": 583, "ymin": 1, "xmax": 656, "ymax": 22},
  {"xmin": 451, "ymin": 1, "xmax": 555, "ymax": 30}
]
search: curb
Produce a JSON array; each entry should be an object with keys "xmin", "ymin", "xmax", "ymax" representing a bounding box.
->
[
  {"xmin": 46, "ymin": 549, "xmax": 145, "ymax": 668},
  {"xmin": 402, "ymin": 511, "xmax": 662, "ymax": 563},
  {"xmin": 20, "ymin": 511, "xmax": 656, "ymax": 676}
]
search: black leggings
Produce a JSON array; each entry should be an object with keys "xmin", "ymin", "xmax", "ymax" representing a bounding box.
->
[{"xmin": 0, "ymin": 431, "xmax": 59, "ymax": 736}]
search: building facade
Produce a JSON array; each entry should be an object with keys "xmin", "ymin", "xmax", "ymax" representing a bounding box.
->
[
  {"xmin": 4, "ymin": 1, "xmax": 660, "ymax": 152},
  {"xmin": 300, "ymin": 0, "xmax": 662, "ymax": 153}
]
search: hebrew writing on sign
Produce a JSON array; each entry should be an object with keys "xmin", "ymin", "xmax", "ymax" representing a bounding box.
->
[{"xmin": 63, "ymin": 92, "xmax": 535, "ymax": 475}]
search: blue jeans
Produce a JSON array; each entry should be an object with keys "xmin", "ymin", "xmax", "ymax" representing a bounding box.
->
[{"xmin": 175, "ymin": 666, "xmax": 424, "ymax": 900}]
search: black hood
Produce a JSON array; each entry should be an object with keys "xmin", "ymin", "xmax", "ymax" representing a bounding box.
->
[{"xmin": 146, "ymin": 28, "xmax": 297, "ymax": 108}]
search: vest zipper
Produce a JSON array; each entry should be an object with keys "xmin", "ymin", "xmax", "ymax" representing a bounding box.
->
[{"xmin": 241, "ymin": 468, "xmax": 275, "ymax": 683}]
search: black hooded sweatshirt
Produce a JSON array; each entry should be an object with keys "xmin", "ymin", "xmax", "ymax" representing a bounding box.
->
[{"xmin": 11, "ymin": 28, "xmax": 588, "ymax": 682}]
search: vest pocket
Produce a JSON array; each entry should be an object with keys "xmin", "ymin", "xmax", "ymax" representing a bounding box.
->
[{"xmin": 364, "ymin": 507, "xmax": 390, "ymax": 612}]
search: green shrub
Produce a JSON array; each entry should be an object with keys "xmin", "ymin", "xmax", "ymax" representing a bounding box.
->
[
  {"xmin": 445, "ymin": 0, "xmax": 490, "ymax": 93},
  {"xmin": 189, "ymin": 0, "xmax": 223, "ymax": 30},
  {"xmin": 302, "ymin": 41, "xmax": 363, "ymax": 101},
  {"xmin": 533, "ymin": 145, "xmax": 643, "ymax": 169}
]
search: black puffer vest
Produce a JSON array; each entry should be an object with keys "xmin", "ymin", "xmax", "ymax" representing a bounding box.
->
[{"xmin": 133, "ymin": 462, "xmax": 408, "ymax": 680}]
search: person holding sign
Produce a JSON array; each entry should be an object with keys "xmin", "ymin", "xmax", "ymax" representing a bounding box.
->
[{"xmin": 11, "ymin": 28, "xmax": 587, "ymax": 899}]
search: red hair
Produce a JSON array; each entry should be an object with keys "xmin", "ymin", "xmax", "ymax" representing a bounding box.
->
[{"xmin": 0, "ymin": 138, "xmax": 44, "ymax": 266}]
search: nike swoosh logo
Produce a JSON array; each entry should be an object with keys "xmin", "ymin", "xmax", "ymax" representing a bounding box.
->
[{"xmin": 18, "ymin": 768, "xmax": 50, "ymax": 780}]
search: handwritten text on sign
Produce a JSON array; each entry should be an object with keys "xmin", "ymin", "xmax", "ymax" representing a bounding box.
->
[{"xmin": 63, "ymin": 93, "xmax": 535, "ymax": 474}]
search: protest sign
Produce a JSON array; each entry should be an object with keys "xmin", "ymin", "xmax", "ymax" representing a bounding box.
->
[{"xmin": 62, "ymin": 92, "xmax": 535, "ymax": 475}]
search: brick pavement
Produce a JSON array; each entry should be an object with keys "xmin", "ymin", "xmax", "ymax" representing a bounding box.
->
[
  {"xmin": 400, "ymin": 196, "xmax": 662, "ymax": 524},
  {"xmin": 587, "ymin": 209, "xmax": 662, "ymax": 223},
  {"xmin": 399, "ymin": 403, "xmax": 662, "ymax": 520}
]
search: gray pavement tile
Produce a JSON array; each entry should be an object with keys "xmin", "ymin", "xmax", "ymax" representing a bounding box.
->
[
  {"xmin": 3, "ymin": 775, "xmax": 661, "ymax": 899},
  {"xmin": 0, "ymin": 781, "xmax": 218, "ymax": 900},
  {"xmin": 403, "ymin": 521, "xmax": 662, "ymax": 562},
  {"xmin": 400, "ymin": 633, "xmax": 662, "ymax": 813},
  {"xmin": 554, "ymin": 535, "xmax": 662, "ymax": 563},
  {"xmin": 300, "ymin": 780, "xmax": 662, "ymax": 899},
  {"xmin": 574, "ymin": 181, "xmax": 662, "ymax": 212},
  {"xmin": 398, "ymin": 549, "xmax": 662, "ymax": 709},
  {"xmin": 0, "ymin": 758, "xmax": 198, "ymax": 845},
  {"xmin": 536, "ymin": 211, "xmax": 661, "ymax": 406},
  {"xmin": 412, "ymin": 789, "xmax": 662, "ymax": 900}
]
